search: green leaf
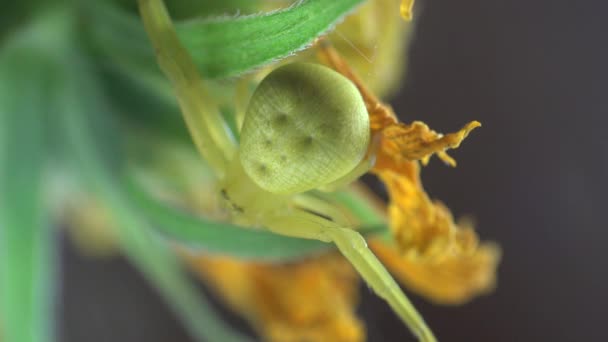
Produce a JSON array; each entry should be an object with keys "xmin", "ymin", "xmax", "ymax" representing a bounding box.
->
[
  {"xmin": 128, "ymin": 177, "xmax": 326, "ymax": 261},
  {"xmin": 126, "ymin": 175, "xmax": 386, "ymax": 261},
  {"xmin": 176, "ymin": 0, "xmax": 365, "ymax": 78},
  {"xmin": 165, "ymin": 0, "xmax": 261, "ymax": 20},
  {"xmin": 98, "ymin": 67, "xmax": 190, "ymax": 141},
  {"xmin": 88, "ymin": 0, "xmax": 364, "ymax": 79},
  {"xmin": 83, "ymin": 1, "xmax": 170, "ymax": 97},
  {"xmin": 0, "ymin": 22, "xmax": 62, "ymax": 342},
  {"xmin": 55, "ymin": 49, "xmax": 252, "ymax": 342}
]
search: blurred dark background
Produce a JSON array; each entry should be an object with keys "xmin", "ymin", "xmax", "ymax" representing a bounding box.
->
[{"xmin": 60, "ymin": 0, "xmax": 608, "ymax": 341}]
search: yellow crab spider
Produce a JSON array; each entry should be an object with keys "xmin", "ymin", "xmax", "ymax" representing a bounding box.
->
[{"xmin": 138, "ymin": 0, "xmax": 436, "ymax": 341}]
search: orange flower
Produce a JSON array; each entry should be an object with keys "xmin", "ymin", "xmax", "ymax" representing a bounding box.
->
[
  {"xmin": 371, "ymin": 236, "xmax": 500, "ymax": 305},
  {"xmin": 319, "ymin": 36, "xmax": 500, "ymax": 304},
  {"xmin": 186, "ymin": 253, "xmax": 365, "ymax": 342},
  {"xmin": 368, "ymin": 94, "xmax": 500, "ymax": 305},
  {"xmin": 372, "ymin": 122, "xmax": 482, "ymax": 257}
]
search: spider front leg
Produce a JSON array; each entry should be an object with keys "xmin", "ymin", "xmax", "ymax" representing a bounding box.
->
[
  {"xmin": 263, "ymin": 209, "xmax": 437, "ymax": 342},
  {"xmin": 293, "ymin": 194, "xmax": 352, "ymax": 226}
]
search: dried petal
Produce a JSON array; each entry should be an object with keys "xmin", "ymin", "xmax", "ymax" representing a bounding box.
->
[
  {"xmin": 369, "ymin": 155, "xmax": 501, "ymax": 304},
  {"xmin": 376, "ymin": 121, "xmax": 481, "ymax": 169},
  {"xmin": 371, "ymin": 238, "xmax": 500, "ymax": 305},
  {"xmin": 186, "ymin": 253, "xmax": 365, "ymax": 342}
]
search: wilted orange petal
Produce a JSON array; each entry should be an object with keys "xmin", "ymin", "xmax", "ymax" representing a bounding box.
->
[
  {"xmin": 373, "ymin": 162, "xmax": 454, "ymax": 256},
  {"xmin": 376, "ymin": 121, "xmax": 481, "ymax": 169},
  {"xmin": 370, "ymin": 238, "xmax": 501, "ymax": 305},
  {"xmin": 369, "ymin": 151, "xmax": 501, "ymax": 304},
  {"xmin": 186, "ymin": 253, "xmax": 365, "ymax": 342}
]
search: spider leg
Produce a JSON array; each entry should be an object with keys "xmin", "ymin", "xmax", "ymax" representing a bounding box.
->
[
  {"xmin": 263, "ymin": 209, "xmax": 437, "ymax": 342},
  {"xmin": 138, "ymin": 0, "xmax": 236, "ymax": 176},
  {"xmin": 292, "ymin": 194, "xmax": 352, "ymax": 226}
]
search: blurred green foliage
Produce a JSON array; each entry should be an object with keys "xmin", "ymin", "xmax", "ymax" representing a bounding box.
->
[{"xmin": 0, "ymin": 1, "xmax": 383, "ymax": 341}]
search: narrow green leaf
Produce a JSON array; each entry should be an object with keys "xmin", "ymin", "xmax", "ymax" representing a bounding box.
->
[
  {"xmin": 98, "ymin": 67, "xmax": 190, "ymax": 141},
  {"xmin": 166, "ymin": 0, "xmax": 261, "ymax": 20},
  {"xmin": 127, "ymin": 177, "xmax": 328, "ymax": 261},
  {"xmin": 176, "ymin": 0, "xmax": 365, "ymax": 78},
  {"xmin": 83, "ymin": 1, "xmax": 172, "ymax": 101},
  {"xmin": 0, "ymin": 27, "xmax": 59, "ymax": 342},
  {"xmin": 88, "ymin": 0, "xmax": 364, "ymax": 79},
  {"xmin": 55, "ymin": 50, "xmax": 252, "ymax": 342},
  {"xmin": 126, "ymin": 175, "xmax": 386, "ymax": 261}
]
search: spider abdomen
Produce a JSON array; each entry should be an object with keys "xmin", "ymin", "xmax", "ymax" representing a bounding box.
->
[{"xmin": 240, "ymin": 63, "xmax": 370, "ymax": 194}]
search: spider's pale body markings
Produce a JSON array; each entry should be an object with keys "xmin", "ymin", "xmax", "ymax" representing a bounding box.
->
[{"xmin": 138, "ymin": 1, "xmax": 436, "ymax": 340}]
